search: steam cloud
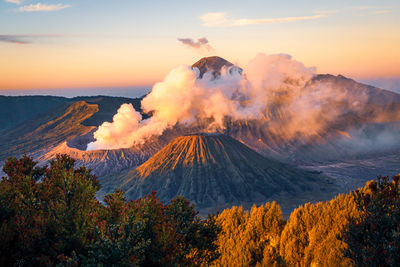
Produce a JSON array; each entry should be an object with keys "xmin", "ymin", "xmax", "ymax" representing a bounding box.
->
[
  {"xmin": 178, "ymin": 37, "xmax": 213, "ymax": 51},
  {"xmin": 87, "ymin": 53, "xmax": 383, "ymax": 151}
]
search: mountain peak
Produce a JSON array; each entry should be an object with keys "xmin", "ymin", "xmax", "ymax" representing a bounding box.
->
[{"xmin": 192, "ymin": 56, "xmax": 237, "ymax": 78}]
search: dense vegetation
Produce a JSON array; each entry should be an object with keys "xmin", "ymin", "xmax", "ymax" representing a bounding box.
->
[
  {"xmin": 1, "ymin": 154, "xmax": 399, "ymax": 266},
  {"xmin": 0, "ymin": 155, "xmax": 219, "ymax": 266},
  {"xmin": 342, "ymin": 176, "xmax": 400, "ymax": 266}
]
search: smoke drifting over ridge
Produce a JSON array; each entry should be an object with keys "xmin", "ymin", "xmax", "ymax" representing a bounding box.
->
[{"xmin": 87, "ymin": 53, "xmax": 388, "ymax": 151}]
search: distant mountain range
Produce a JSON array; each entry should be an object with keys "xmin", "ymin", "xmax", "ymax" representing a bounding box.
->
[{"xmin": 1, "ymin": 56, "xmax": 400, "ymax": 212}]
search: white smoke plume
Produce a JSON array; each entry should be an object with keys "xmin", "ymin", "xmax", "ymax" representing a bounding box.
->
[
  {"xmin": 87, "ymin": 53, "xmax": 380, "ymax": 151},
  {"xmin": 87, "ymin": 104, "xmax": 142, "ymax": 150},
  {"xmin": 87, "ymin": 64, "xmax": 245, "ymax": 150}
]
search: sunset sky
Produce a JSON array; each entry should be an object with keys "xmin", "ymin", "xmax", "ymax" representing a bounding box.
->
[{"xmin": 1, "ymin": 0, "xmax": 399, "ymax": 93}]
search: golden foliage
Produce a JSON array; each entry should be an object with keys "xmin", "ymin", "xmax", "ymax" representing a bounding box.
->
[
  {"xmin": 211, "ymin": 202, "xmax": 284, "ymax": 266},
  {"xmin": 280, "ymin": 194, "xmax": 360, "ymax": 266},
  {"xmin": 212, "ymin": 194, "xmax": 361, "ymax": 266}
]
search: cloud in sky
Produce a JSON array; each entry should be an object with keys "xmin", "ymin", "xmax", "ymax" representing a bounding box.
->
[
  {"xmin": 356, "ymin": 5, "xmax": 388, "ymax": 10},
  {"xmin": 0, "ymin": 34, "xmax": 67, "ymax": 44},
  {"xmin": 18, "ymin": 3, "xmax": 71, "ymax": 12},
  {"xmin": 200, "ymin": 11, "xmax": 326, "ymax": 27},
  {"xmin": 4, "ymin": 0, "xmax": 22, "ymax": 4},
  {"xmin": 177, "ymin": 37, "xmax": 213, "ymax": 51},
  {"xmin": 0, "ymin": 35, "xmax": 29, "ymax": 44},
  {"xmin": 374, "ymin": 10, "xmax": 391, "ymax": 14}
]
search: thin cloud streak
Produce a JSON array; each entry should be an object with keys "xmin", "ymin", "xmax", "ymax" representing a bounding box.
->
[
  {"xmin": 0, "ymin": 35, "xmax": 29, "ymax": 44},
  {"xmin": 356, "ymin": 5, "xmax": 389, "ymax": 10},
  {"xmin": 18, "ymin": 3, "xmax": 71, "ymax": 12},
  {"xmin": 178, "ymin": 37, "xmax": 213, "ymax": 51},
  {"xmin": 200, "ymin": 5, "xmax": 391, "ymax": 28},
  {"xmin": 0, "ymin": 34, "xmax": 70, "ymax": 44},
  {"xmin": 374, "ymin": 10, "xmax": 391, "ymax": 14},
  {"xmin": 4, "ymin": 0, "xmax": 21, "ymax": 4},
  {"xmin": 200, "ymin": 12, "xmax": 327, "ymax": 27},
  {"xmin": 314, "ymin": 6, "xmax": 391, "ymax": 14}
]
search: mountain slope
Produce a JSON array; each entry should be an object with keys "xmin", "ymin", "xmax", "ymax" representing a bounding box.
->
[
  {"xmin": 312, "ymin": 74, "xmax": 400, "ymax": 104},
  {"xmin": 223, "ymin": 73, "xmax": 400, "ymax": 162},
  {"xmin": 0, "ymin": 95, "xmax": 69, "ymax": 132},
  {"xmin": 0, "ymin": 101, "xmax": 98, "ymax": 159},
  {"xmin": 119, "ymin": 134, "xmax": 334, "ymax": 208},
  {"xmin": 0, "ymin": 96, "xmax": 146, "ymax": 158},
  {"xmin": 0, "ymin": 95, "xmax": 144, "ymax": 133}
]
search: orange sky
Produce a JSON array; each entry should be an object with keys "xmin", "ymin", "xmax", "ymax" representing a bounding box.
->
[
  {"xmin": 1, "ymin": 0, "xmax": 399, "ymax": 90},
  {"xmin": 1, "ymin": 38, "xmax": 399, "ymax": 90}
]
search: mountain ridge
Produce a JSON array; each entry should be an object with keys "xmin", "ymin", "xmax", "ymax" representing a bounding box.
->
[{"xmin": 0, "ymin": 101, "xmax": 98, "ymax": 159}]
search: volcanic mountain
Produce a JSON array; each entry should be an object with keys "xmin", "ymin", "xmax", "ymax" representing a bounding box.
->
[
  {"xmin": 4, "ymin": 56, "xmax": 400, "ymax": 199},
  {"xmin": 118, "ymin": 134, "xmax": 334, "ymax": 208},
  {"xmin": 192, "ymin": 56, "xmax": 242, "ymax": 78}
]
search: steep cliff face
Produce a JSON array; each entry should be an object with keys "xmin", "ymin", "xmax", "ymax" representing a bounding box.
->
[{"xmin": 119, "ymin": 134, "xmax": 333, "ymax": 208}]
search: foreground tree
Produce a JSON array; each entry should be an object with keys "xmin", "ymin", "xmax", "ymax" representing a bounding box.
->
[
  {"xmin": 0, "ymin": 154, "xmax": 100, "ymax": 265},
  {"xmin": 0, "ymin": 155, "xmax": 220, "ymax": 266},
  {"xmin": 343, "ymin": 176, "xmax": 400, "ymax": 267},
  {"xmin": 5, "ymin": 154, "xmax": 399, "ymax": 266}
]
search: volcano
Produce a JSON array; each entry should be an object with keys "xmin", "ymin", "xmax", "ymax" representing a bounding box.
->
[
  {"xmin": 192, "ymin": 56, "xmax": 242, "ymax": 78},
  {"xmin": 118, "ymin": 134, "xmax": 334, "ymax": 208},
  {"xmin": 4, "ymin": 56, "xmax": 400, "ymax": 204},
  {"xmin": 36, "ymin": 57, "xmax": 400, "ymax": 171}
]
